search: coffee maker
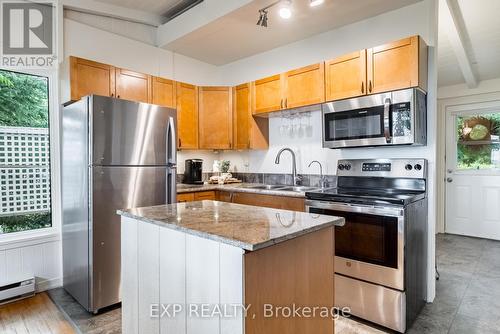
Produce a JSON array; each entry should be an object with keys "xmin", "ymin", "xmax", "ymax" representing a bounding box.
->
[{"xmin": 183, "ymin": 159, "xmax": 203, "ymax": 184}]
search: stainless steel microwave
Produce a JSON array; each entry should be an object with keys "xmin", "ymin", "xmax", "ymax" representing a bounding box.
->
[{"xmin": 322, "ymin": 88, "xmax": 427, "ymax": 149}]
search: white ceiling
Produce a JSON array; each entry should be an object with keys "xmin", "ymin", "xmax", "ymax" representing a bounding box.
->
[
  {"xmin": 438, "ymin": 0, "xmax": 500, "ymax": 87},
  {"xmin": 164, "ymin": 0, "xmax": 421, "ymax": 65},
  {"xmin": 93, "ymin": 0, "xmax": 186, "ymax": 16}
]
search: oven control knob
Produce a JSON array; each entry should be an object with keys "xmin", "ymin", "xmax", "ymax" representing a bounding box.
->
[
  {"xmin": 345, "ymin": 164, "xmax": 351, "ymax": 171},
  {"xmin": 405, "ymin": 164, "xmax": 413, "ymax": 171},
  {"xmin": 414, "ymin": 164, "xmax": 422, "ymax": 171},
  {"xmin": 338, "ymin": 164, "xmax": 345, "ymax": 170}
]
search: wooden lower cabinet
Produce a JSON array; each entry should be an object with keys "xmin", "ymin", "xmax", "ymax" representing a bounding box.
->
[
  {"xmin": 177, "ymin": 192, "xmax": 195, "ymax": 203},
  {"xmin": 177, "ymin": 191, "xmax": 216, "ymax": 202},
  {"xmin": 227, "ymin": 192, "xmax": 305, "ymax": 212},
  {"xmin": 178, "ymin": 190, "xmax": 305, "ymax": 212},
  {"xmin": 245, "ymin": 227, "xmax": 334, "ymax": 334}
]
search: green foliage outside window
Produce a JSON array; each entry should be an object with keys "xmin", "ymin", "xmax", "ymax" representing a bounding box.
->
[
  {"xmin": 0, "ymin": 70, "xmax": 49, "ymax": 128},
  {"xmin": 0, "ymin": 213, "xmax": 51, "ymax": 234},
  {"xmin": 457, "ymin": 113, "xmax": 500, "ymax": 170}
]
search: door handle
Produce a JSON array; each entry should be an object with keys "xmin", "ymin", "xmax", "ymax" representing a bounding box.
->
[
  {"xmin": 383, "ymin": 97, "xmax": 392, "ymax": 144},
  {"xmin": 166, "ymin": 116, "xmax": 176, "ymax": 165},
  {"xmin": 446, "ymin": 177, "xmax": 453, "ymax": 183},
  {"xmin": 361, "ymin": 82, "xmax": 364, "ymax": 94}
]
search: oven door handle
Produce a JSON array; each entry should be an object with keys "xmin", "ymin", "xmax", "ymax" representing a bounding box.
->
[
  {"xmin": 384, "ymin": 97, "xmax": 392, "ymax": 143},
  {"xmin": 305, "ymin": 200, "xmax": 403, "ymax": 217}
]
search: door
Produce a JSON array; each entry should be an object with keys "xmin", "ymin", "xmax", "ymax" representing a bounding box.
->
[
  {"xmin": 91, "ymin": 165, "xmax": 169, "ymax": 310},
  {"xmin": 367, "ymin": 36, "xmax": 420, "ymax": 94},
  {"xmin": 152, "ymin": 76, "xmax": 176, "ymax": 108},
  {"xmin": 115, "ymin": 68, "xmax": 152, "ymax": 103},
  {"xmin": 70, "ymin": 56, "xmax": 115, "ymax": 101},
  {"xmin": 252, "ymin": 74, "xmax": 283, "ymax": 114},
  {"xmin": 91, "ymin": 96, "xmax": 175, "ymax": 166},
  {"xmin": 198, "ymin": 86, "xmax": 232, "ymax": 150},
  {"xmin": 325, "ymin": 50, "xmax": 366, "ymax": 101},
  {"xmin": 176, "ymin": 82, "xmax": 198, "ymax": 149},
  {"xmin": 284, "ymin": 63, "xmax": 325, "ymax": 108},
  {"xmin": 445, "ymin": 104, "xmax": 500, "ymax": 240}
]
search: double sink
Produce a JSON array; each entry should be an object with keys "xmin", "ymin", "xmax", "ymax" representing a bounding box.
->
[{"xmin": 241, "ymin": 184, "xmax": 320, "ymax": 193}]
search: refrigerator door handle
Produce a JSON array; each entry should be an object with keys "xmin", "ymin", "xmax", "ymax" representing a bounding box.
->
[
  {"xmin": 166, "ymin": 116, "xmax": 177, "ymax": 165},
  {"xmin": 167, "ymin": 167, "xmax": 177, "ymax": 204}
]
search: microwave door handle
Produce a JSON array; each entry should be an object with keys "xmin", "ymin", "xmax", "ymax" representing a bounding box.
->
[{"xmin": 384, "ymin": 98, "xmax": 392, "ymax": 143}]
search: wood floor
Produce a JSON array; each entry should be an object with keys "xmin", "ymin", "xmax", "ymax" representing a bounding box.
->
[{"xmin": 0, "ymin": 292, "xmax": 76, "ymax": 334}]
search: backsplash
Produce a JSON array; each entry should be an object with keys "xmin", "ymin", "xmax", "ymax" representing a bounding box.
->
[{"xmin": 177, "ymin": 172, "xmax": 337, "ymax": 188}]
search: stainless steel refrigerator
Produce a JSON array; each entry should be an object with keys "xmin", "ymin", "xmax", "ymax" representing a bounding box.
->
[{"xmin": 61, "ymin": 95, "xmax": 177, "ymax": 313}]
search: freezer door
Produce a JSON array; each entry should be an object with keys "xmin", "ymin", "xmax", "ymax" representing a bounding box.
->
[
  {"xmin": 91, "ymin": 166, "xmax": 167, "ymax": 311},
  {"xmin": 91, "ymin": 96, "xmax": 177, "ymax": 166}
]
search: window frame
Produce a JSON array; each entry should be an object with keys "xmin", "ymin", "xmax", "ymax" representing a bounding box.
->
[{"xmin": 0, "ymin": 68, "xmax": 60, "ymax": 246}]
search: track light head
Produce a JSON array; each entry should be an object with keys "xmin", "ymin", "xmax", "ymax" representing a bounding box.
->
[{"xmin": 256, "ymin": 9, "xmax": 268, "ymax": 27}]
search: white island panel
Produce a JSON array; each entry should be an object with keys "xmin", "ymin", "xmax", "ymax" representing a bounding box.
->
[
  {"xmin": 160, "ymin": 228, "xmax": 187, "ymax": 334},
  {"xmin": 121, "ymin": 217, "xmax": 138, "ymax": 334},
  {"xmin": 138, "ymin": 222, "xmax": 160, "ymax": 334}
]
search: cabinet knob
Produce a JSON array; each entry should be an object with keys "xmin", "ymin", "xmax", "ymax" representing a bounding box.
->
[{"xmin": 368, "ymin": 80, "xmax": 372, "ymax": 93}]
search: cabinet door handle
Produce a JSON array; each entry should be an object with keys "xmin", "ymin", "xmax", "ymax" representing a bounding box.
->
[
  {"xmin": 285, "ymin": 98, "xmax": 288, "ymax": 109},
  {"xmin": 178, "ymin": 138, "xmax": 181, "ymax": 148},
  {"xmin": 281, "ymin": 99, "xmax": 283, "ymax": 109},
  {"xmin": 117, "ymin": 95, "xmax": 121, "ymax": 98},
  {"xmin": 368, "ymin": 80, "xmax": 372, "ymax": 93},
  {"xmin": 111, "ymin": 93, "xmax": 114, "ymax": 97},
  {"xmin": 247, "ymin": 140, "xmax": 251, "ymax": 149},
  {"xmin": 361, "ymin": 82, "xmax": 364, "ymax": 94}
]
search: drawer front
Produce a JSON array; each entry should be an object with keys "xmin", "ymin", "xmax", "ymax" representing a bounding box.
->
[
  {"xmin": 177, "ymin": 193, "xmax": 195, "ymax": 202},
  {"xmin": 194, "ymin": 191, "xmax": 216, "ymax": 200}
]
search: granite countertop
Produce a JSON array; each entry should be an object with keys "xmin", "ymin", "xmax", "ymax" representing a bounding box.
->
[
  {"xmin": 117, "ymin": 200, "xmax": 344, "ymax": 251},
  {"xmin": 176, "ymin": 183, "xmax": 308, "ymax": 198}
]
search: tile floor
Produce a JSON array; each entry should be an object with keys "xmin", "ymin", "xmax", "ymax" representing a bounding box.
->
[{"xmin": 48, "ymin": 233, "xmax": 500, "ymax": 334}]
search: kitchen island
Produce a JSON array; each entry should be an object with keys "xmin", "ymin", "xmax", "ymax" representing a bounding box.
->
[{"xmin": 117, "ymin": 200, "xmax": 344, "ymax": 334}]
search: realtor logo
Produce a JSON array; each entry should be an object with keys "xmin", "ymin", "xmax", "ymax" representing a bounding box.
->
[{"xmin": 1, "ymin": 0, "xmax": 56, "ymax": 68}]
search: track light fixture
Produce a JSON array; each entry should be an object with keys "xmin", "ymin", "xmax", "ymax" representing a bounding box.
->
[
  {"xmin": 257, "ymin": 0, "xmax": 325, "ymax": 27},
  {"xmin": 256, "ymin": 9, "xmax": 268, "ymax": 27}
]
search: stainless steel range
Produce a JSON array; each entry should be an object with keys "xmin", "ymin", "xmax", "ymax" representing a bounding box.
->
[{"xmin": 305, "ymin": 159, "xmax": 428, "ymax": 333}]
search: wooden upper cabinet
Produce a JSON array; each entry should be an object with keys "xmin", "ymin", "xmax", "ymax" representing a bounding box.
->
[
  {"xmin": 233, "ymin": 84, "xmax": 251, "ymax": 149},
  {"xmin": 325, "ymin": 50, "xmax": 366, "ymax": 101},
  {"xmin": 367, "ymin": 35, "xmax": 427, "ymax": 94},
  {"xmin": 284, "ymin": 63, "xmax": 325, "ymax": 108},
  {"xmin": 252, "ymin": 74, "xmax": 283, "ymax": 114},
  {"xmin": 151, "ymin": 77, "xmax": 176, "ymax": 108},
  {"xmin": 176, "ymin": 82, "xmax": 198, "ymax": 150},
  {"xmin": 233, "ymin": 83, "xmax": 269, "ymax": 150},
  {"xmin": 198, "ymin": 86, "xmax": 232, "ymax": 150},
  {"xmin": 115, "ymin": 68, "xmax": 151, "ymax": 103},
  {"xmin": 70, "ymin": 56, "xmax": 115, "ymax": 101}
]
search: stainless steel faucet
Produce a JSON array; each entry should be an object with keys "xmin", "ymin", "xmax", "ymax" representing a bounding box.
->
[
  {"xmin": 275, "ymin": 148, "xmax": 302, "ymax": 185},
  {"xmin": 308, "ymin": 160, "xmax": 328, "ymax": 189}
]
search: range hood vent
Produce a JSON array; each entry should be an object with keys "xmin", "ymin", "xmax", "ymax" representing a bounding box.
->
[{"xmin": 163, "ymin": 0, "xmax": 204, "ymax": 22}]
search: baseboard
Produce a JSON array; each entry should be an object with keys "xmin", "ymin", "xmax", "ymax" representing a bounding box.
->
[{"xmin": 36, "ymin": 277, "xmax": 62, "ymax": 292}]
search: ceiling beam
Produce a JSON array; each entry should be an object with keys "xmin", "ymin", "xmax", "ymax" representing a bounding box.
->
[
  {"xmin": 61, "ymin": 0, "xmax": 165, "ymax": 27},
  {"xmin": 442, "ymin": 0, "xmax": 478, "ymax": 88},
  {"xmin": 157, "ymin": 0, "xmax": 253, "ymax": 49}
]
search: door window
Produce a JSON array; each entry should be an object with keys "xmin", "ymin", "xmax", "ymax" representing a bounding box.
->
[{"xmin": 456, "ymin": 112, "xmax": 500, "ymax": 170}]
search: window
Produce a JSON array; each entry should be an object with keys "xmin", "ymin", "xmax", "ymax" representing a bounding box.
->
[
  {"xmin": 456, "ymin": 112, "xmax": 500, "ymax": 170},
  {"xmin": 0, "ymin": 70, "xmax": 52, "ymax": 234}
]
